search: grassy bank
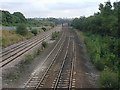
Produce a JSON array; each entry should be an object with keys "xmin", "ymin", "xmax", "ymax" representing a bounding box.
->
[
  {"xmin": 2, "ymin": 30, "xmax": 33, "ymax": 48},
  {"xmin": 77, "ymin": 30, "xmax": 119, "ymax": 88},
  {"xmin": 1, "ymin": 27, "xmax": 47, "ymax": 48}
]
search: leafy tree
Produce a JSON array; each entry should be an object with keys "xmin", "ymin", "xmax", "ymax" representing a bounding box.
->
[
  {"xmin": 13, "ymin": 12, "xmax": 27, "ymax": 23},
  {"xmin": 1, "ymin": 10, "xmax": 27, "ymax": 26},
  {"xmin": 2, "ymin": 11, "xmax": 14, "ymax": 25},
  {"xmin": 71, "ymin": 2, "xmax": 119, "ymax": 88}
]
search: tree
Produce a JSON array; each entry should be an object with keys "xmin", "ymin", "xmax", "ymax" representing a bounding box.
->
[
  {"xmin": 13, "ymin": 12, "xmax": 27, "ymax": 23},
  {"xmin": 2, "ymin": 11, "xmax": 14, "ymax": 25},
  {"xmin": 104, "ymin": 1, "xmax": 112, "ymax": 15},
  {"xmin": 1, "ymin": 10, "xmax": 27, "ymax": 26}
]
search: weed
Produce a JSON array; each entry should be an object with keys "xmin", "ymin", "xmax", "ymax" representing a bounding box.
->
[
  {"xmin": 31, "ymin": 29, "xmax": 38, "ymax": 36},
  {"xmin": 51, "ymin": 31, "xmax": 59, "ymax": 40},
  {"xmin": 41, "ymin": 41, "xmax": 48, "ymax": 48},
  {"xmin": 24, "ymin": 54, "xmax": 34, "ymax": 64},
  {"xmin": 99, "ymin": 69, "xmax": 119, "ymax": 88}
]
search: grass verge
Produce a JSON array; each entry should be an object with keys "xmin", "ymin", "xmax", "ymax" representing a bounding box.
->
[{"xmin": 2, "ymin": 30, "xmax": 33, "ymax": 48}]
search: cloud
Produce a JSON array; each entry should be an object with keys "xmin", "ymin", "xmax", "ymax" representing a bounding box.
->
[{"xmin": 0, "ymin": 0, "xmax": 117, "ymax": 18}]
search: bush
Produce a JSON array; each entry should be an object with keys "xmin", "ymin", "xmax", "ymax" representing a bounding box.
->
[
  {"xmin": 99, "ymin": 70, "xmax": 119, "ymax": 88},
  {"xmin": 50, "ymin": 23, "xmax": 55, "ymax": 27},
  {"xmin": 42, "ymin": 27, "xmax": 46, "ymax": 31},
  {"xmin": 16, "ymin": 24, "xmax": 28, "ymax": 36},
  {"xmin": 35, "ymin": 48, "xmax": 42, "ymax": 56},
  {"xmin": 51, "ymin": 31, "xmax": 59, "ymax": 40},
  {"xmin": 41, "ymin": 41, "xmax": 48, "ymax": 48},
  {"xmin": 31, "ymin": 29, "xmax": 38, "ymax": 36},
  {"xmin": 95, "ymin": 60, "xmax": 104, "ymax": 71},
  {"xmin": 24, "ymin": 54, "xmax": 34, "ymax": 63}
]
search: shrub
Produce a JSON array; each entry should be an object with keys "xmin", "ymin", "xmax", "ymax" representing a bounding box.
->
[
  {"xmin": 35, "ymin": 48, "xmax": 42, "ymax": 56},
  {"xmin": 42, "ymin": 27, "xmax": 46, "ymax": 31},
  {"xmin": 24, "ymin": 54, "xmax": 34, "ymax": 63},
  {"xmin": 99, "ymin": 70, "xmax": 119, "ymax": 88},
  {"xmin": 51, "ymin": 31, "xmax": 59, "ymax": 40},
  {"xmin": 16, "ymin": 24, "xmax": 28, "ymax": 35},
  {"xmin": 41, "ymin": 41, "xmax": 48, "ymax": 48},
  {"xmin": 50, "ymin": 23, "xmax": 55, "ymax": 27},
  {"xmin": 31, "ymin": 29, "xmax": 38, "ymax": 36},
  {"xmin": 95, "ymin": 60, "xmax": 104, "ymax": 71}
]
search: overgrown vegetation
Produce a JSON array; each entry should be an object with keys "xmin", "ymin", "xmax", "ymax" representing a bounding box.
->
[
  {"xmin": 42, "ymin": 27, "xmax": 47, "ymax": 31},
  {"xmin": 41, "ymin": 41, "xmax": 48, "ymax": 48},
  {"xmin": 2, "ymin": 30, "xmax": 33, "ymax": 48},
  {"xmin": 99, "ymin": 68, "xmax": 119, "ymax": 88},
  {"xmin": 71, "ymin": 1, "xmax": 119, "ymax": 88},
  {"xmin": 51, "ymin": 31, "xmax": 59, "ymax": 40},
  {"xmin": 24, "ymin": 54, "xmax": 34, "ymax": 64},
  {"xmin": 16, "ymin": 24, "xmax": 28, "ymax": 36},
  {"xmin": 31, "ymin": 29, "xmax": 38, "ymax": 36}
]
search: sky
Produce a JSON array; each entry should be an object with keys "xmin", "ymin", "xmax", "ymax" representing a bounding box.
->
[{"xmin": 0, "ymin": 0, "xmax": 118, "ymax": 18}]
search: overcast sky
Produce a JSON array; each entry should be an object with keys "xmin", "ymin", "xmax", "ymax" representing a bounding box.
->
[{"xmin": 0, "ymin": 0, "xmax": 117, "ymax": 18}]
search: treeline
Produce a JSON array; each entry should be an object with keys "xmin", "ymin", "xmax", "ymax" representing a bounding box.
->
[
  {"xmin": 71, "ymin": 1, "xmax": 119, "ymax": 88},
  {"xmin": 71, "ymin": 1, "xmax": 119, "ymax": 37},
  {"xmin": 27, "ymin": 18, "xmax": 56, "ymax": 27},
  {"xmin": 1, "ymin": 10, "xmax": 27, "ymax": 26},
  {"xmin": 1, "ymin": 10, "xmax": 57, "ymax": 27}
]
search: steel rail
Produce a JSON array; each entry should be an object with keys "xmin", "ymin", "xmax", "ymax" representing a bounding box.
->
[
  {"xmin": 53, "ymin": 37, "xmax": 70, "ymax": 90},
  {"xmin": 69, "ymin": 39, "xmax": 76, "ymax": 89},
  {"xmin": 0, "ymin": 32, "xmax": 47, "ymax": 56},
  {"xmin": 35, "ymin": 35, "xmax": 66, "ymax": 89},
  {"xmin": 0, "ymin": 34, "xmax": 45, "ymax": 57},
  {"xmin": 0, "ymin": 28, "xmax": 58, "ymax": 57},
  {"xmin": 24, "ymin": 31, "xmax": 64, "ymax": 88},
  {"xmin": 0, "ymin": 34, "xmax": 50, "ymax": 63},
  {"xmin": 0, "ymin": 31, "xmax": 53, "ymax": 58},
  {"xmin": 0, "ymin": 35, "xmax": 50, "ymax": 68}
]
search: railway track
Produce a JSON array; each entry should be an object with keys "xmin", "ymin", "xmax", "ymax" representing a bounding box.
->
[
  {"xmin": 24, "ymin": 30, "xmax": 65, "ymax": 88},
  {"xmin": 0, "ymin": 26, "xmax": 61, "ymax": 57},
  {"xmin": 51, "ymin": 37, "xmax": 76, "ymax": 89},
  {"xmin": 52, "ymin": 37, "xmax": 71, "ymax": 89},
  {"xmin": 0, "ymin": 26, "xmax": 61, "ymax": 67},
  {"xmin": 0, "ymin": 30, "xmax": 47, "ymax": 57},
  {"xmin": 0, "ymin": 33, "xmax": 46, "ymax": 57},
  {"xmin": 25, "ymin": 26, "xmax": 77, "ymax": 89}
]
